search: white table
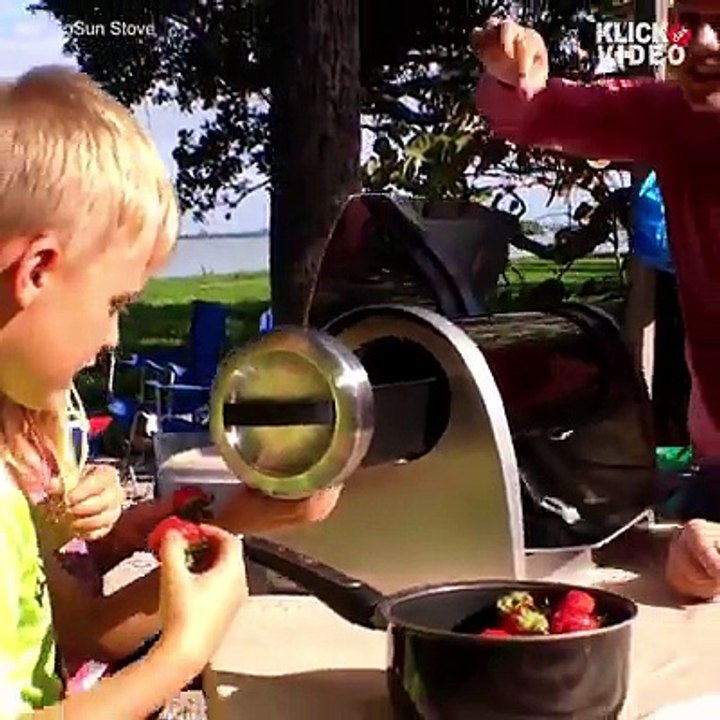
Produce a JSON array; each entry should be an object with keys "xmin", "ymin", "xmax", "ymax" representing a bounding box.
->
[
  {"xmin": 203, "ymin": 531, "xmax": 720, "ymax": 720},
  {"xmin": 158, "ymin": 442, "xmax": 720, "ymax": 717},
  {"xmin": 204, "ymin": 595, "xmax": 389, "ymax": 720}
]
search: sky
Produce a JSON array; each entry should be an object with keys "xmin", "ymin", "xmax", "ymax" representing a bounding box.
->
[
  {"xmin": 1, "ymin": 4, "xmax": 583, "ymax": 237},
  {"xmin": 0, "ymin": 4, "xmax": 268, "ymax": 235}
]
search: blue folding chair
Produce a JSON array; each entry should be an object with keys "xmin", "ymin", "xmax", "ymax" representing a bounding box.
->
[
  {"xmin": 143, "ymin": 300, "xmax": 230, "ymax": 433},
  {"xmin": 106, "ymin": 300, "xmax": 229, "ymax": 474},
  {"xmin": 259, "ymin": 306, "xmax": 273, "ymax": 334}
]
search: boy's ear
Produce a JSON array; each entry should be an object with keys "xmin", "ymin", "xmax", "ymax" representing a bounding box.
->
[{"xmin": 12, "ymin": 235, "xmax": 62, "ymax": 309}]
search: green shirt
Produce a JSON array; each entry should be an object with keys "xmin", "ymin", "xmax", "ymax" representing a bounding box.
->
[{"xmin": 0, "ymin": 471, "xmax": 62, "ymax": 715}]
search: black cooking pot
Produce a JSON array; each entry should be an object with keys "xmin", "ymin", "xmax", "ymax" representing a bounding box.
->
[{"xmin": 244, "ymin": 538, "xmax": 638, "ymax": 720}]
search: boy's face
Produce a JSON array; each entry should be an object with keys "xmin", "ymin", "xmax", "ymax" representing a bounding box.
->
[{"xmin": 0, "ymin": 229, "xmax": 173, "ymax": 411}]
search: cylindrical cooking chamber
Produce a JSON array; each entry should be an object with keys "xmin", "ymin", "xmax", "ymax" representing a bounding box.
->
[{"xmin": 210, "ymin": 303, "xmax": 655, "ymax": 543}]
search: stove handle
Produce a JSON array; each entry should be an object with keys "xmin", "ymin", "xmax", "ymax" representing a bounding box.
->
[{"xmin": 243, "ymin": 536, "xmax": 387, "ymax": 630}]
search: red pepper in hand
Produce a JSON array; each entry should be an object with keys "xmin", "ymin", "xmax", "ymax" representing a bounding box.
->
[
  {"xmin": 147, "ymin": 515, "xmax": 211, "ymax": 572},
  {"xmin": 173, "ymin": 485, "xmax": 214, "ymax": 522}
]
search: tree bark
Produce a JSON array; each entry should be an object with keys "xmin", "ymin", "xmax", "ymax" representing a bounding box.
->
[{"xmin": 268, "ymin": 0, "xmax": 361, "ymax": 325}]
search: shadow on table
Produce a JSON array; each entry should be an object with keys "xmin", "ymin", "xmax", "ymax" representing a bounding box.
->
[
  {"xmin": 593, "ymin": 528, "xmax": 687, "ymax": 609},
  {"xmin": 208, "ymin": 668, "xmax": 391, "ymax": 719},
  {"xmin": 593, "ymin": 468, "xmax": 720, "ymax": 609}
]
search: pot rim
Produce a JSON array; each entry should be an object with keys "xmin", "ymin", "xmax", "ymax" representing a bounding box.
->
[{"xmin": 380, "ymin": 579, "xmax": 639, "ymax": 643}]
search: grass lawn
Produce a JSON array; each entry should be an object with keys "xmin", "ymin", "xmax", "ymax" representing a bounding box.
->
[
  {"xmin": 78, "ymin": 257, "xmax": 624, "ymax": 412},
  {"xmin": 504, "ymin": 256, "xmax": 625, "ymax": 304},
  {"xmin": 77, "ymin": 272, "xmax": 270, "ymax": 411},
  {"xmin": 506, "ymin": 256, "xmax": 622, "ymax": 289},
  {"xmin": 119, "ymin": 271, "xmax": 270, "ymax": 349}
]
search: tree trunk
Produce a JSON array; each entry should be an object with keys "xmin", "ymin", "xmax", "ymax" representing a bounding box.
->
[{"xmin": 268, "ymin": 0, "xmax": 361, "ymax": 325}]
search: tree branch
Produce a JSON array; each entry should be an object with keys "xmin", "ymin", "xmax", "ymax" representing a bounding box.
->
[
  {"xmin": 510, "ymin": 233, "xmax": 555, "ymax": 261},
  {"xmin": 227, "ymin": 178, "xmax": 270, "ymax": 207}
]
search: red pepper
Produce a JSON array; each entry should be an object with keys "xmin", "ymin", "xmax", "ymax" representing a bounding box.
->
[
  {"xmin": 501, "ymin": 608, "xmax": 550, "ymax": 635},
  {"xmin": 497, "ymin": 591, "xmax": 549, "ymax": 635},
  {"xmin": 558, "ymin": 590, "xmax": 595, "ymax": 616},
  {"xmin": 479, "ymin": 628, "xmax": 512, "ymax": 638},
  {"xmin": 549, "ymin": 590, "xmax": 601, "ymax": 633},
  {"xmin": 550, "ymin": 610, "xmax": 600, "ymax": 634},
  {"xmin": 172, "ymin": 485, "xmax": 214, "ymax": 522},
  {"xmin": 147, "ymin": 515, "xmax": 210, "ymax": 572}
]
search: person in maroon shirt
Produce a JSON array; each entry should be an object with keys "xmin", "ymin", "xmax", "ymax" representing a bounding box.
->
[{"xmin": 473, "ymin": 0, "xmax": 720, "ymax": 601}]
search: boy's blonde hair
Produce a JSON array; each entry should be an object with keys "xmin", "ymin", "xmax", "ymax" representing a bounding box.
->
[
  {"xmin": 0, "ymin": 64, "xmax": 178, "ymax": 259},
  {"xmin": 0, "ymin": 65, "xmax": 179, "ymax": 500}
]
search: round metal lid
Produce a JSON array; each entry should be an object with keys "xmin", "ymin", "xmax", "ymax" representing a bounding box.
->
[{"xmin": 209, "ymin": 327, "xmax": 375, "ymax": 499}]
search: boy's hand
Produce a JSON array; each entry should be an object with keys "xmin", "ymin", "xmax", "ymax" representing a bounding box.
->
[
  {"xmin": 158, "ymin": 524, "xmax": 246, "ymax": 671},
  {"xmin": 471, "ymin": 19, "xmax": 548, "ymax": 97},
  {"xmin": 666, "ymin": 519, "xmax": 720, "ymax": 600},
  {"xmin": 65, "ymin": 464, "xmax": 125, "ymax": 541}
]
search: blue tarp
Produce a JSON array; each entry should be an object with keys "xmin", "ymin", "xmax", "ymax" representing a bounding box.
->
[{"xmin": 630, "ymin": 171, "xmax": 674, "ymax": 274}]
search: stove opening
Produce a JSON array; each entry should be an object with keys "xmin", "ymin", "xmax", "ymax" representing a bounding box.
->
[{"xmin": 354, "ymin": 336, "xmax": 451, "ymax": 464}]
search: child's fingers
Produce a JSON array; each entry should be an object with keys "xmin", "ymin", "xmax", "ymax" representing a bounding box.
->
[
  {"xmin": 159, "ymin": 530, "xmax": 193, "ymax": 584},
  {"xmin": 470, "ymin": 22, "xmax": 501, "ymax": 58},
  {"xmin": 67, "ymin": 465, "xmax": 123, "ymax": 506},
  {"xmin": 70, "ymin": 508, "xmax": 121, "ymax": 536},
  {"xmin": 683, "ymin": 528, "xmax": 720, "ymax": 580},
  {"xmin": 67, "ymin": 492, "xmax": 116, "ymax": 517},
  {"xmin": 196, "ymin": 525, "xmax": 242, "ymax": 568},
  {"xmin": 672, "ymin": 545, "xmax": 720, "ymax": 598},
  {"xmin": 66, "ymin": 480, "xmax": 100, "ymax": 505}
]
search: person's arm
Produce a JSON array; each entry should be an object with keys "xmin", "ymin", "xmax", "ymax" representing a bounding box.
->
[
  {"xmin": 28, "ymin": 638, "xmax": 195, "ymax": 720},
  {"xmin": 34, "ymin": 525, "xmax": 246, "ymax": 720},
  {"xmin": 0, "ymin": 489, "xmax": 180, "ymax": 720},
  {"xmin": 86, "ymin": 496, "xmax": 174, "ymax": 573},
  {"xmin": 49, "ymin": 488, "xmax": 340, "ymax": 661},
  {"xmin": 44, "ymin": 550, "xmax": 162, "ymax": 663},
  {"xmin": 214, "ymin": 485, "xmax": 341, "ymax": 535},
  {"xmin": 475, "ymin": 73, "xmax": 684, "ymax": 163},
  {"xmin": 87, "ymin": 483, "xmax": 340, "ymax": 571}
]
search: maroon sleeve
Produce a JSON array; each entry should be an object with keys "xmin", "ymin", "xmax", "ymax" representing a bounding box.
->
[{"xmin": 475, "ymin": 74, "xmax": 680, "ymax": 164}]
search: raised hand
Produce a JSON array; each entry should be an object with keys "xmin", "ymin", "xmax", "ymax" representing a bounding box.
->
[{"xmin": 471, "ymin": 19, "xmax": 549, "ymax": 98}]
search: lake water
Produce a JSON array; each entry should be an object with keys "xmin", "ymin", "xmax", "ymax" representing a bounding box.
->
[
  {"xmin": 158, "ymin": 235, "xmax": 270, "ymax": 278},
  {"xmin": 161, "ymin": 232, "xmax": 629, "ymax": 279}
]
